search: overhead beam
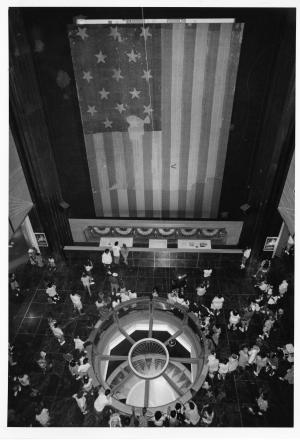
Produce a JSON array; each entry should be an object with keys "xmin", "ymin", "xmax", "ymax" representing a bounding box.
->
[{"xmin": 162, "ymin": 372, "xmax": 183, "ymax": 396}]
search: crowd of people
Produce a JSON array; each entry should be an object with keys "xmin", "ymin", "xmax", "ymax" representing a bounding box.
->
[{"xmin": 8, "ymin": 241, "xmax": 294, "ymax": 427}]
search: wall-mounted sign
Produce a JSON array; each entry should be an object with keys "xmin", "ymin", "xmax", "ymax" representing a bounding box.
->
[
  {"xmin": 35, "ymin": 232, "xmax": 48, "ymax": 247},
  {"xmin": 178, "ymin": 239, "xmax": 211, "ymax": 250},
  {"xmin": 263, "ymin": 237, "xmax": 278, "ymax": 252}
]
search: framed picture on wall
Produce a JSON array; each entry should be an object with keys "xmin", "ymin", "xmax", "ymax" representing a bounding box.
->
[
  {"xmin": 263, "ymin": 236, "xmax": 278, "ymax": 252},
  {"xmin": 35, "ymin": 232, "xmax": 48, "ymax": 247}
]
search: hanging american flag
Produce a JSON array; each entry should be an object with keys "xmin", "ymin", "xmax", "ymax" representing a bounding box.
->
[{"xmin": 69, "ymin": 23, "xmax": 244, "ymax": 218}]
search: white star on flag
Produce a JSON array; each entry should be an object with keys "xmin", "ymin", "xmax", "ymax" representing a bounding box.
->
[
  {"xmin": 98, "ymin": 88, "xmax": 110, "ymax": 99},
  {"xmin": 109, "ymin": 26, "xmax": 122, "ymax": 42},
  {"xmin": 87, "ymin": 105, "xmax": 97, "ymax": 116},
  {"xmin": 126, "ymin": 49, "xmax": 140, "ymax": 63},
  {"xmin": 129, "ymin": 88, "xmax": 141, "ymax": 99},
  {"xmin": 83, "ymin": 71, "xmax": 93, "ymax": 83},
  {"xmin": 112, "ymin": 68, "xmax": 124, "ymax": 82},
  {"xmin": 95, "ymin": 50, "xmax": 107, "ymax": 63},
  {"xmin": 141, "ymin": 69, "xmax": 153, "ymax": 82},
  {"xmin": 103, "ymin": 118, "xmax": 112, "ymax": 128},
  {"xmin": 76, "ymin": 27, "xmax": 89, "ymax": 41},
  {"xmin": 115, "ymin": 103, "xmax": 126, "ymax": 113},
  {"xmin": 140, "ymin": 27, "xmax": 152, "ymax": 41},
  {"xmin": 143, "ymin": 104, "xmax": 153, "ymax": 115}
]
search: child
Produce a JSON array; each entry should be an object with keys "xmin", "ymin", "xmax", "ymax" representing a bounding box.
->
[
  {"xmin": 228, "ymin": 309, "xmax": 240, "ymax": 330},
  {"xmin": 111, "ymin": 241, "xmax": 121, "ymax": 265},
  {"xmin": 70, "ymin": 292, "xmax": 84, "ymax": 315},
  {"xmin": 210, "ymin": 294, "xmax": 224, "ymax": 315}
]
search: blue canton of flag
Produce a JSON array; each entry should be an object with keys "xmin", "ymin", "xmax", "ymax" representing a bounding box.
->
[{"xmin": 69, "ymin": 24, "xmax": 161, "ymax": 133}]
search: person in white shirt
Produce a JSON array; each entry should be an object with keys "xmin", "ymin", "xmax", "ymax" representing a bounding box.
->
[
  {"xmin": 279, "ymin": 280, "xmax": 288, "ymax": 295},
  {"xmin": 111, "ymin": 294, "xmax": 120, "ymax": 309},
  {"xmin": 49, "ymin": 322, "xmax": 65, "ymax": 345},
  {"xmin": 228, "ymin": 310, "xmax": 240, "ymax": 330},
  {"xmin": 94, "ymin": 388, "xmax": 112, "ymax": 413},
  {"xmin": 203, "ymin": 268, "xmax": 212, "ymax": 278},
  {"xmin": 218, "ymin": 359, "xmax": 229, "ymax": 380},
  {"xmin": 74, "ymin": 335, "xmax": 86, "ymax": 352},
  {"xmin": 196, "ymin": 283, "xmax": 206, "ymax": 298},
  {"xmin": 228, "ymin": 354, "xmax": 239, "ymax": 373},
  {"xmin": 46, "ymin": 282, "xmax": 60, "ymax": 304},
  {"xmin": 120, "ymin": 288, "xmax": 130, "ymax": 303},
  {"xmin": 70, "ymin": 292, "xmax": 84, "ymax": 315},
  {"xmin": 102, "ymin": 249, "xmax": 112, "ymax": 269},
  {"xmin": 248, "ymin": 345, "xmax": 260, "ymax": 364},
  {"xmin": 128, "ymin": 290, "xmax": 137, "ymax": 300},
  {"xmin": 184, "ymin": 401, "xmax": 200, "ymax": 426},
  {"xmin": 207, "ymin": 352, "xmax": 219, "ymax": 378},
  {"xmin": 73, "ymin": 391, "xmax": 87, "ymax": 414},
  {"xmin": 167, "ymin": 290, "xmax": 178, "ymax": 305},
  {"xmin": 241, "ymin": 246, "xmax": 251, "ymax": 269},
  {"xmin": 210, "ymin": 294, "xmax": 224, "ymax": 315},
  {"xmin": 82, "ymin": 375, "xmax": 93, "ymax": 393},
  {"xmin": 111, "ymin": 241, "xmax": 121, "ymax": 264},
  {"xmin": 77, "ymin": 357, "xmax": 91, "ymax": 376},
  {"xmin": 81, "ymin": 272, "xmax": 92, "ymax": 297},
  {"xmin": 35, "ymin": 407, "xmax": 50, "ymax": 426}
]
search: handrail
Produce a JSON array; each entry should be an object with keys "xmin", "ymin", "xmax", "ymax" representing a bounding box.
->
[{"xmin": 90, "ymin": 296, "xmax": 208, "ymax": 414}]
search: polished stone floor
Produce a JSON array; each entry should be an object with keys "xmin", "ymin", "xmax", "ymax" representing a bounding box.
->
[{"xmin": 8, "ymin": 251, "xmax": 294, "ymax": 427}]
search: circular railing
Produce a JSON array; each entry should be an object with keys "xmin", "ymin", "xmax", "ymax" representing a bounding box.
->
[
  {"xmin": 89, "ymin": 297, "xmax": 208, "ymax": 413},
  {"xmin": 128, "ymin": 338, "xmax": 169, "ymax": 379}
]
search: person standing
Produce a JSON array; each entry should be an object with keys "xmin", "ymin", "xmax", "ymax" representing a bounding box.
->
[
  {"xmin": 120, "ymin": 243, "xmax": 129, "ymax": 265},
  {"xmin": 101, "ymin": 249, "xmax": 112, "ymax": 270},
  {"xmin": 111, "ymin": 241, "xmax": 121, "ymax": 265},
  {"xmin": 73, "ymin": 390, "xmax": 88, "ymax": 415},
  {"xmin": 278, "ymin": 280, "xmax": 288, "ymax": 295},
  {"xmin": 81, "ymin": 272, "xmax": 92, "ymax": 297},
  {"xmin": 46, "ymin": 282, "xmax": 60, "ymax": 304},
  {"xmin": 70, "ymin": 292, "xmax": 84, "ymax": 315},
  {"xmin": 184, "ymin": 401, "xmax": 201, "ymax": 426},
  {"xmin": 240, "ymin": 246, "xmax": 251, "ymax": 269},
  {"xmin": 108, "ymin": 272, "xmax": 119, "ymax": 294},
  {"xmin": 49, "ymin": 322, "xmax": 65, "ymax": 346},
  {"xmin": 47, "ymin": 256, "xmax": 56, "ymax": 272}
]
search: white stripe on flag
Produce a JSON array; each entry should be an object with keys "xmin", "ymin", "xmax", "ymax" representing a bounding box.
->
[
  {"xmin": 111, "ymin": 132, "xmax": 129, "ymax": 217},
  {"xmin": 93, "ymin": 133, "xmax": 112, "ymax": 217}
]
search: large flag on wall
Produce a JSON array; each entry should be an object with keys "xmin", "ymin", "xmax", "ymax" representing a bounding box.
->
[{"xmin": 69, "ymin": 22, "xmax": 244, "ymax": 218}]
